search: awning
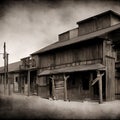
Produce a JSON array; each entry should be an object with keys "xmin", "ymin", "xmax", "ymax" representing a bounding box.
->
[{"xmin": 38, "ymin": 63, "xmax": 106, "ymax": 76}]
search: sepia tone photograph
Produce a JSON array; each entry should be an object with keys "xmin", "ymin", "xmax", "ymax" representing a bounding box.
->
[{"xmin": 0, "ymin": 0, "xmax": 120, "ymax": 119}]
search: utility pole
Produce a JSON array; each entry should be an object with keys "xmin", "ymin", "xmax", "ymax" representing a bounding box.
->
[
  {"xmin": 7, "ymin": 53, "xmax": 10, "ymax": 95},
  {"xmin": 3, "ymin": 42, "xmax": 7, "ymax": 95}
]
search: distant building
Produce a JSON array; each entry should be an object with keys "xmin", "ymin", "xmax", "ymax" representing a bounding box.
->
[
  {"xmin": 0, "ymin": 61, "xmax": 22, "ymax": 94},
  {"xmin": 0, "ymin": 10, "xmax": 120, "ymax": 102}
]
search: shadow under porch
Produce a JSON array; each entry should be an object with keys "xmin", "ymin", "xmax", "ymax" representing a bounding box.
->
[{"xmin": 37, "ymin": 70, "xmax": 106, "ymax": 102}]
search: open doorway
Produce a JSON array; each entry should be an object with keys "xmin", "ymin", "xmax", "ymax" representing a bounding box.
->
[
  {"xmin": 49, "ymin": 78, "xmax": 52, "ymax": 97},
  {"xmin": 30, "ymin": 70, "xmax": 37, "ymax": 95}
]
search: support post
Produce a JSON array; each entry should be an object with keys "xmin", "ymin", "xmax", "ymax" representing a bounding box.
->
[
  {"xmin": 28, "ymin": 70, "xmax": 30, "ymax": 96},
  {"xmin": 3, "ymin": 42, "xmax": 7, "ymax": 95},
  {"xmin": 7, "ymin": 54, "xmax": 10, "ymax": 95},
  {"xmin": 97, "ymin": 71, "xmax": 103, "ymax": 104},
  {"xmin": 63, "ymin": 74, "xmax": 69, "ymax": 101}
]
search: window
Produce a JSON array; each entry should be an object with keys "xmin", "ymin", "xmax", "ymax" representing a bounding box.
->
[{"xmin": 15, "ymin": 77, "xmax": 18, "ymax": 82}]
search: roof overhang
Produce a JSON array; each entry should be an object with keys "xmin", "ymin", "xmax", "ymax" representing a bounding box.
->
[{"xmin": 38, "ymin": 63, "xmax": 106, "ymax": 76}]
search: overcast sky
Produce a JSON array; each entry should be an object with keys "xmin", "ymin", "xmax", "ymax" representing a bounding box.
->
[{"xmin": 0, "ymin": 0, "xmax": 120, "ymax": 66}]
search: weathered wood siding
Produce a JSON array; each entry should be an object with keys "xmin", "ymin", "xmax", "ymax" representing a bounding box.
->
[
  {"xmin": 110, "ymin": 14, "xmax": 120, "ymax": 26},
  {"xmin": 39, "ymin": 40, "xmax": 103, "ymax": 69},
  {"xmin": 105, "ymin": 56, "xmax": 115, "ymax": 100},
  {"xmin": 102, "ymin": 39, "xmax": 116, "ymax": 101},
  {"xmin": 115, "ymin": 69, "xmax": 120, "ymax": 99},
  {"xmin": 78, "ymin": 14, "xmax": 110, "ymax": 36},
  {"xmin": 54, "ymin": 75, "xmax": 64, "ymax": 99},
  {"xmin": 59, "ymin": 28, "xmax": 78, "ymax": 41},
  {"xmin": 59, "ymin": 31, "xmax": 69, "ymax": 41},
  {"xmin": 37, "ymin": 76, "xmax": 49, "ymax": 98},
  {"xmin": 39, "ymin": 53, "xmax": 54, "ymax": 68},
  {"xmin": 69, "ymin": 28, "xmax": 79, "ymax": 39},
  {"xmin": 31, "ymin": 55, "xmax": 39, "ymax": 68}
]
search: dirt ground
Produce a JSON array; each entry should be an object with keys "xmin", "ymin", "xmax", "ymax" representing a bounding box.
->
[{"xmin": 0, "ymin": 94, "xmax": 120, "ymax": 119}]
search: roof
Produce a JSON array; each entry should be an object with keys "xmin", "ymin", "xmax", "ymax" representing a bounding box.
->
[
  {"xmin": 0, "ymin": 61, "xmax": 22, "ymax": 73},
  {"xmin": 32, "ymin": 23, "xmax": 120, "ymax": 55},
  {"xmin": 77, "ymin": 10, "xmax": 120, "ymax": 25},
  {"xmin": 38, "ymin": 63, "xmax": 106, "ymax": 76}
]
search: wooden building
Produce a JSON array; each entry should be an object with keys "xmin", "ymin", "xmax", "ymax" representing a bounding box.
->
[
  {"xmin": 30, "ymin": 10, "xmax": 120, "ymax": 102},
  {"xmin": 0, "ymin": 10, "xmax": 120, "ymax": 102},
  {"xmin": 0, "ymin": 61, "xmax": 22, "ymax": 94}
]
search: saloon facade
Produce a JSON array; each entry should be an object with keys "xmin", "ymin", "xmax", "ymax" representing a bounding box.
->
[{"xmin": 0, "ymin": 10, "xmax": 120, "ymax": 102}]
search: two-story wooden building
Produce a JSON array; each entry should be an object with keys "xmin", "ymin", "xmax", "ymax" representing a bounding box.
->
[
  {"xmin": 30, "ymin": 10, "xmax": 120, "ymax": 102},
  {"xmin": 0, "ymin": 10, "xmax": 120, "ymax": 103}
]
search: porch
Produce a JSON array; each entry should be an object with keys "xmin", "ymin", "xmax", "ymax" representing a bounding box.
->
[{"xmin": 38, "ymin": 63, "xmax": 106, "ymax": 103}]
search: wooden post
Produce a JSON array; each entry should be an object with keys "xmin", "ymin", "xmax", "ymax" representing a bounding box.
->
[
  {"xmin": 28, "ymin": 70, "xmax": 30, "ymax": 96},
  {"xmin": 63, "ymin": 74, "xmax": 69, "ymax": 101},
  {"xmin": 4, "ymin": 42, "xmax": 7, "ymax": 95},
  {"xmin": 7, "ymin": 54, "xmax": 10, "ymax": 95},
  {"xmin": 50, "ymin": 75, "xmax": 55, "ymax": 99},
  {"xmin": 97, "ymin": 71, "xmax": 103, "ymax": 104}
]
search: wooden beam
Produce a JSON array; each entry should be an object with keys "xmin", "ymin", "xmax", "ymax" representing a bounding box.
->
[
  {"xmin": 89, "ymin": 73, "xmax": 93, "ymax": 99},
  {"xmin": 97, "ymin": 71, "xmax": 103, "ymax": 104},
  {"xmin": 92, "ymin": 77, "xmax": 99, "ymax": 86},
  {"xmin": 63, "ymin": 74, "xmax": 69, "ymax": 101},
  {"xmin": 28, "ymin": 70, "xmax": 30, "ymax": 96},
  {"xmin": 92, "ymin": 73, "xmax": 104, "ymax": 86}
]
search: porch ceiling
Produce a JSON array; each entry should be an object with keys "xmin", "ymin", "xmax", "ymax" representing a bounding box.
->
[{"xmin": 38, "ymin": 63, "xmax": 106, "ymax": 76}]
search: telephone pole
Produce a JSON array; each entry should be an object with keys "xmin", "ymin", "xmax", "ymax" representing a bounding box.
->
[
  {"xmin": 3, "ymin": 42, "xmax": 7, "ymax": 95},
  {"xmin": 3, "ymin": 42, "xmax": 9, "ymax": 95},
  {"xmin": 7, "ymin": 53, "xmax": 10, "ymax": 95}
]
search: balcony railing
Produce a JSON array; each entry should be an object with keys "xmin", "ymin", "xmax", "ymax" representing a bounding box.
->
[{"xmin": 19, "ymin": 58, "xmax": 37, "ymax": 70}]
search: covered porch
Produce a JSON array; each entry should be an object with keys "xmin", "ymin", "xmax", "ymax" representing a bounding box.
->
[{"xmin": 38, "ymin": 63, "xmax": 106, "ymax": 103}]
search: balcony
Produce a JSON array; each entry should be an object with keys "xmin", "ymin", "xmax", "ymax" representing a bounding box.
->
[{"xmin": 19, "ymin": 57, "xmax": 37, "ymax": 71}]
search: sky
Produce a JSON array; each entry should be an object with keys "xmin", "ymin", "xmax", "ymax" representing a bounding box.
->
[{"xmin": 0, "ymin": 0, "xmax": 120, "ymax": 66}]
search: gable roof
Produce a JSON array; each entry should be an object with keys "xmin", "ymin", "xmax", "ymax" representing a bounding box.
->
[
  {"xmin": 0, "ymin": 61, "xmax": 22, "ymax": 73},
  {"xmin": 77, "ymin": 10, "xmax": 120, "ymax": 25},
  {"xmin": 31, "ymin": 23, "xmax": 120, "ymax": 55}
]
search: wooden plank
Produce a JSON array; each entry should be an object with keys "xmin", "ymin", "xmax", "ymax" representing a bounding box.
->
[
  {"xmin": 99, "ymin": 72, "xmax": 103, "ymax": 103},
  {"xmin": 92, "ymin": 78, "xmax": 99, "ymax": 86},
  {"xmin": 89, "ymin": 73, "xmax": 93, "ymax": 99},
  {"xmin": 105, "ymin": 56, "xmax": 115, "ymax": 100},
  {"xmin": 55, "ymin": 84, "xmax": 64, "ymax": 88},
  {"xmin": 55, "ymin": 87, "xmax": 64, "ymax": 90},
  {"xmin": 55, "ymin": 89, "xmax": 64, "ymax": 93}
]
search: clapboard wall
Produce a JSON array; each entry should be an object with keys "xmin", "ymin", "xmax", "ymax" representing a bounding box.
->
[{"xmin": 39, "ymin": 39, "xmax": 103, "ymax": 69}]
